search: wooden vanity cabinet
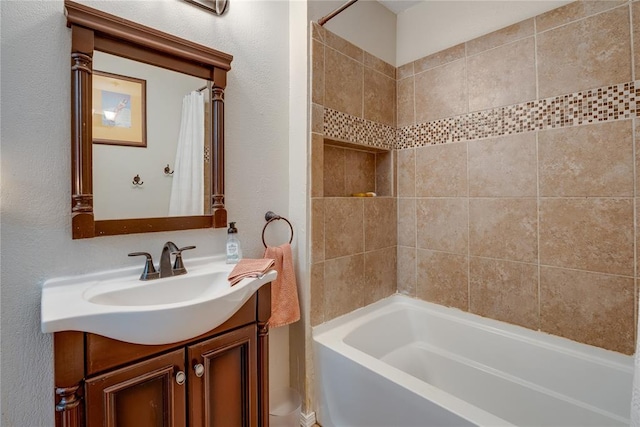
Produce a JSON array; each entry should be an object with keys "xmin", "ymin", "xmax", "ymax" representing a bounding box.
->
[
  {"xmin": 54, "ymin": 285, "xmax": 270, "ymax": 427},
  {"xmin": 85, "ymin": 348, "xmax": 186, "ymax": 427}
]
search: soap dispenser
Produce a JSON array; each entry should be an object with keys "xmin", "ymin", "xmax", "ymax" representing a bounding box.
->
[{"xmin": 226, "ymin": 222, "xmax": 243, "ymax": 264}]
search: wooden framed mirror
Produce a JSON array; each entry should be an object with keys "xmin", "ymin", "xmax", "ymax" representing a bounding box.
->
[{"xmin": 65, "ymin": 0, "xmax": 232, "ymax": 239}]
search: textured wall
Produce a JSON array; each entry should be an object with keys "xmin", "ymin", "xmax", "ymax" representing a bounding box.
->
[{"xmin": 0, "ymin": 1, "xmax": 291, "ymax": 424}]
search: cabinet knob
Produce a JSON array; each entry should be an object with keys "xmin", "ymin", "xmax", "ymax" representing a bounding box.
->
[
  {"xmin": 175, "ymin": 371, "xmax": 186, "ymax": 385},
  {"xmin": 194, "ymin": 363, "xmax": 205, "ymax": 378}
]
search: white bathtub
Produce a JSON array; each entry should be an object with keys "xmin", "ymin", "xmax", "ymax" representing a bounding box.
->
[{"xmin": 313, "ymin": 295, "xmax": 633, "ymax": 427}]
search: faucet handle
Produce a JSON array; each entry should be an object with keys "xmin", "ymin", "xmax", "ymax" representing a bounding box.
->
[
  {"xmin": 128, "ymin": 252, "xmax": 160, "ymax": 281},
  {"xmin": 171, "ymin": 245, "xmax": 196, "ymax": 275}
]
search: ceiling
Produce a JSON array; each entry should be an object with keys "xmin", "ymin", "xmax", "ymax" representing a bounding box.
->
[{"xmin": 377, "ymin": 0, "xmax": 423, "ymax": 14}]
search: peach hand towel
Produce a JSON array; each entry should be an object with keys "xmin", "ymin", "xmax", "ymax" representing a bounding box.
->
[
  {"xmin": 264, "ymin": 243, "xmax": 300, "ymax": 327},
  {"xmin": 228, "ymin": 258, "xmax": 275, "ymax": 286}
]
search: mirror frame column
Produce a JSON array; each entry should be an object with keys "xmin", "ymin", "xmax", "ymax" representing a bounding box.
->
[
  {"xmin": 212, "ymin": 68, "xmax": 227, "ymax": 228},
  {"xmin": 70, "ymin": 25, "xmax": 96, "ymax": 239}
]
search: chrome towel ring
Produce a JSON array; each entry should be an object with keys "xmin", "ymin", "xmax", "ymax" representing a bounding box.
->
[{"xmin": 262, "ymin": 211, "xmax": 294, "ymax": 248}]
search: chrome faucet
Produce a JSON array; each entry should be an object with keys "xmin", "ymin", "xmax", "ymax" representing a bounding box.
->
[{"xmin": 129, "ymin": 242, "xmax": 196, "ymax": 280}]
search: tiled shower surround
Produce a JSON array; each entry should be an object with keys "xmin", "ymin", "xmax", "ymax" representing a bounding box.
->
[{"xmin": 310, "ymin": 0, "xmax": 640, "ymax": 354}]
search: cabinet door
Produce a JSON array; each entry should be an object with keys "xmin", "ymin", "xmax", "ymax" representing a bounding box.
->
[
  {"xmin": 188, "ymin": 324, "xmax": 258, "ymax": 427},
  {"xmin": 85, "ymin": 348, "xmax": 187, "ymax": 427}
]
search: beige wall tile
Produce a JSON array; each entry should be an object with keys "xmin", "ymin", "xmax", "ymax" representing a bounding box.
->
[
  {"xmin": 310, "ymin": 262, "xmax": 325, "ymax": 327},
  {"xmin": 637, "ymin": 120, "xmax": 640, "ymax": 197},
  {"xmin": 397, "ymin": 246, "xmax": 416, "ymax": 296},
  {"xmin": 324, "ymin": 197, "xmax": 364, "ymax": 259},
  {"xmin": 469, "ymin": 257, "xmax": 539, "ymax": 329},
  {"xmin": 325, "ymin": 48, "xmax": 363, "ymax": 117},
  {"xmin": 537, "ymin": 7, "xmax": 631, "ymax": 98},
  {"xmin": 311, "ymin": 103, "xmax": 324, "ymax": 134},
  {"xmin": 468, "ymin": 133, "xmax": 537, "ymax": 197},
  {"xmin": 364, "ymin": 51, "xmax": 395, "ymax": 79},
  {"xmin": 397, "ymin": 62, "xmax": 414, "ymax": 80},
  {"xmin": 415, "ymin": 59, "xmax": 468, "ymax": 122},
  {"xmin": 375, "ymin": 151, "xmax": 393, "ymax": 197},
  {"xmin": 469, "ymin": 198, "xmax": 538, "ymax": 263},
  {"xmin": 365, "ymin": 247, "xmax": 398, "ymax": 305},
  {"xmin": 397, "ymin": 148, "xmax": 416, "ymax": 197},
  {"xmin": 345, "ymin": 150, "xmax": 376, "ymax": 195},
  {"xmin": 312, "ymin": 39, "xmax": 324, "ymax": 106},
  {"xmin": 364, "ymin": 197, "xmax": 397, "ymax": 251},
  {"xmin": 393, "ymin": 149, "xmax": 398, "ymax": 197},
  {"xmin": 324, "ymin": 29, "xmax": 364, "ymax": 62},
  {"xmin": 539, "ymin": 120, "xmax": 634, "ymax": 197},
  {"xmin": 416, "ymin": 198, "xmax": 468, "ymax": 254},
  {"xmin": 468, "ymin": 37, "xmax": 536, "ymax": 111},
  {"xmin": 323, "ymin": 145, "xmax": 345, "ymax": 197},
  {"xmin": 539, "ymin": 198, "xmax": 634, "ymax": 276},
  {"xmin": 540, "ymin": 266, "xmax": 635, "ymax": 354},
  {"xmin": 634, "ymin": 3, "xmax": 640, "ymax": 79},
  {"xmin": 637, "ymin": 198, "xmax": 640, "ymax": 276},
  {"xmin": 466, "ymin": 19, "xmax": 534, "ymax": 56},
  {"xmin": 397, "ymin": 77, "xmax": 415, "ymax": 128},
  {"xmin": 416, "ymin": 142, "xmax": 468, "ymax": 197},
  {"xmin": 414, "ymin": 43, "xmax": 465, "ymax": 73},
  {"xmin": 324, "ymin": 254, "xmax": 365, "ymax": 320},
  {"xmin": 311, "ymin": 198, "xmax": 325, "ymax": 263},
  {"xmin": 311, "ymin": 134, "xmax": 324, "ymax": 198},
  {"xmin": 311, "ymin": 22, "xmax": 325, "ymax": 42},
  {"xmin": 364, "ymin": 68, "xmax": 396, "ymax": 127},
  {"xmin": 417, "ymin": 249, "xmax": 469, "ymax": 311},
  {"xmin": 398, "ymin": 198, "xmax": 416, "ymax": 248},
  {"xmin": 536, "ymin": 1, "xmax": 627, "ymax": 33}
]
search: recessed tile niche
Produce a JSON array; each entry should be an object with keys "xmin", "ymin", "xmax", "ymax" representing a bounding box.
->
[{"xmin": 323, "ymin": 138, "xmax": 393, "ymax": 197}]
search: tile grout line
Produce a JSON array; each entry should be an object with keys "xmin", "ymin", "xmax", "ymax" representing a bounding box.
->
[
  {"xmin": 535, "ymin": 130, "xmax": 542, "ymax": 332},
  {"xmin": 630, "ymin": 1, "xmax": 636, "ymax": 84},
  {"xmin": 409, "ymin": 247, "xmax": 637, "ymax": 280},
  {"xmin": 322, "ymin": 38, "xmax": 327, "ymax": 324},
  {"xmin": 631, "ymin": 1, "xmax": 638, "ymax": 346},
  {"xmin": 464, "ymin": 37, "xmax": 471, "ymax": 309},
  {"xmin": 464, "ymin": 42, "xmax": 470, "ymax": 119},
  {"xmin": 534, "ymin": 14, "xmax": 540, "ymax": 102},
  {"xmin": 413, "ymin": 148, "xmax": 418, "ymax": 298},
  {"xmin": 466, "ymin": 140, "xmax": 471, "ymax": 313}
]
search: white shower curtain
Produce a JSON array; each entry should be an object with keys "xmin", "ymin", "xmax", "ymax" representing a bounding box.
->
[{"xmin": 169, "ymin": 91, "xmax": 204, "ymax": 216}]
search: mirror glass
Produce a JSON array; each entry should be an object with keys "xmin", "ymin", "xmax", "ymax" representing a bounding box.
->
[{"xmin": 92, "ymin": 51, "xmax": 210, "ymax": 220}]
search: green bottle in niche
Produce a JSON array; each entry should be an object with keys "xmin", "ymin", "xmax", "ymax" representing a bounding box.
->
[{"xmin": 226, "ymin": 222, "xmax": 242, "ymax": 264}]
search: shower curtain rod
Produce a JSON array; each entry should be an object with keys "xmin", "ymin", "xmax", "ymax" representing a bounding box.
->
[{"xmin": 318, "ymin": 0, "xmax": 359, "ymax": 26}]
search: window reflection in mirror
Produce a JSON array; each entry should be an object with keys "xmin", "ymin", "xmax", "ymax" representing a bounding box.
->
[{"xmin": 92, "ymin": 51, "xmax": 211, "ymax": 220}]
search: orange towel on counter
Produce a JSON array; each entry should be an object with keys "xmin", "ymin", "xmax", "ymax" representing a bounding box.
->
[
  {"xmin": 264, "ymin": 243, "xmax": 300, "ymax": 328},
  {"xmin": 228, "ymin": 258, "xmax": 275, "ymax": 286}
]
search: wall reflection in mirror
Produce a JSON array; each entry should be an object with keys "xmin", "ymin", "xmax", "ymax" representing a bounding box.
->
[{"xmin": 92, "ymin": 51, "xmax": 211, "ymax": 220}]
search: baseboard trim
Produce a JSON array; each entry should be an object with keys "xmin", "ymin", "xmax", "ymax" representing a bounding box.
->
[{"xmin": 300, "ymin": 411, "xmax": 317, "ymax": 427}]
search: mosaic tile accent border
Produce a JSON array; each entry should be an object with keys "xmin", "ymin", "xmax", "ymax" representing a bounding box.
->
[
  {"xmin": 323, "ymin": 108, "xmax": 395, "ymax": 150},
  {"xmin": 396, "ymin": 81, "xmax": 639, "ymax": 149}
]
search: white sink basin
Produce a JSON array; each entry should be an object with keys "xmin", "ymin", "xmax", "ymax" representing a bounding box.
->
[{"xmin": 41, "ymin": 255, "xmax": 276, "ymax": 345}]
